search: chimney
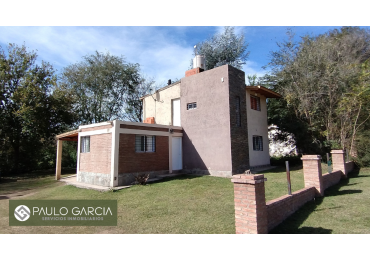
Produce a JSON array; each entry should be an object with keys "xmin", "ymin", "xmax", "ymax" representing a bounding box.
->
[{"xmin": 185, "ymin": 55, "xmax": 205, "ymax": 77}]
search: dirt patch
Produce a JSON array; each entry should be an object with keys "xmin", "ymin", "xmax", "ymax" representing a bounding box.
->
[{"xmin": 0, "ymin": 182, "xmax": 65, "ymax": 200}]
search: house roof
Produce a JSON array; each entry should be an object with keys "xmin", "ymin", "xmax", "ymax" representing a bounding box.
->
[
  {"xmin": 56, "ymin": 129, "xmax": 79, "ymax": 141},
  {"xmin": 246, "ymin": 85, "xmax": 282, "ymax": 98}
]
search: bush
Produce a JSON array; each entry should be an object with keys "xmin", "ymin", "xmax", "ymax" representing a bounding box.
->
[
  {"xmin": 270, "ymin": 155, "xmax": 302, "ymax": 167},
  {"xmin": 132, "ymin": 173, "xmax": 150, "ymax": 185}
]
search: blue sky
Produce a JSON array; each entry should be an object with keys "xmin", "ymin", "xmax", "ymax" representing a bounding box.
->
[
  {"xmin": 3, "ymin": 26, "xmax": 367, "ymax": 86},
  {"xmin": 1, "ymin": 1, "xmax": 369, "ymax": 87}
]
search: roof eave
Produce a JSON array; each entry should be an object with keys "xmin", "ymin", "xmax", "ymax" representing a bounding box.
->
[{"xmin": 246, "ymin": 85, "xmax": 282, "ymax": 98}]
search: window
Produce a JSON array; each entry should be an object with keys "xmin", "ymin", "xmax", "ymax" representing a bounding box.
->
[
  {"xmin": 250, "ymin": 95, "xmax": 261, "ymax": 111},
  {"xmin": 187, "ymin": 102, "xmax": 197, "ymax": 110},
  {"xmin": 236, "ymin": 96, "xmax": 241, "ymax": 127},
  {"xmin": 253, "ymin": 136, "xmax": 263, "ymax": 151},
  {"xmin": 81, "ymin": 136, "xmax": 90, "ymax": 153},
  {"xmin": 135, "ymin": 135, "xmax": 156, "ymax": 152}
]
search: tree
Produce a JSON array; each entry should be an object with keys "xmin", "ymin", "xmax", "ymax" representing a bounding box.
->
[
  {"xmin": 194, "ymin": 26, "xmax": 250, "ymax": 70},
  {"xmin": 265, "ymin": 27, "xmax": 370, "ymax": 159},
  {"xmin": 60, "ymin": 51, "xmax": 142, "ymax": 125},
  {"xmin": 0, "ymin": 43, "xmax": 74, "ymax": 174},
  {"xmin": 123, "ymin": 76, "xmax": 156, "ymax": 122}
]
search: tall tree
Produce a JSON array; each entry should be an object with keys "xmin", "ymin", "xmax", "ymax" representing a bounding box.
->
[
  {"xmin": 265, "ymin": 27, "xmax": 370, "ymax": 158},
  {"xmin": 60, "ymin": 51, "xmax": 142, "ymax": 125},
  {"xmin": 0, "ymin": 43, "xmax": 74, "ymax": 174},
  {"xmin": 194, "ymin": 26, "xmax": 250, "ymax": 70},
  {"xmin": 123, "ymin": 76, "xmax": 156, "ymax": 122}
]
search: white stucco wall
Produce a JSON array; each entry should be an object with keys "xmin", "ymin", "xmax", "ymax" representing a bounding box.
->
[
  {"xmin": 246, "ymin": 90, "xmax": 271, "ymax": 167},
  {"xmin": 142, "ymin": 82, "xmax": 181, "ymax": 126}
]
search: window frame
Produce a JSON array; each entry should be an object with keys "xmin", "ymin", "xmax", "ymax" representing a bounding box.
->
[
  {"xmin": 135, "ymin": 135, "xmax": 156, "ymax": 153},
  {"xmin": 187, "ymin": 102, "xmax": 197, "ymax": 110},
  {"xmin": 252, "ymin": 135, "xmax": 263, "ymax": 151},
  {"xmin": 250, "ymin": 95, "xmax": 261, "ymax": 111},
  {"xmin": 81, "ymin": 136, "xmax": 90, "ymax": 153}
]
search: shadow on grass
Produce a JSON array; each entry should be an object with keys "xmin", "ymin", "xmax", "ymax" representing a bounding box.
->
[
  {"xmin": 147, "ymin": 174, "xmax": 204, "ymax": 185},
  {"xmin": 0, "ymin": 168, "xmax": 76, "ymax": 180},
  {"xmin": 270, "ymin": 167, "xmax": 362, "ymax": 234}
]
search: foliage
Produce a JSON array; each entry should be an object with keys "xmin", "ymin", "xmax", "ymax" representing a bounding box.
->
[
  {"xmin": 265, "ymin": 27, "xmax": 370, "ymax": 162},
  {"xmin": 194, "ymin": 26, "xmax": 250, "ymax": 70},
  {"xmin": 60, "ymin": 51, "xmax": 143, "ymax": 125},
  {"xmin": 123, "ymin": 76, "xmax": 156, "ymax": 122},
  {"xmin": 246, "ymin": 74, "xmax": 259, "ymax": 85},
  {"xmin": 0, "ymin": 43, "xmax": 74, "ymax": 174},
  {"xmin": 270, "ymin": 155, "xmax": 302, "ymax": 167},
  {"xmin": 132, "ymin": 173, "xmax": 150, "ymax": 185}
]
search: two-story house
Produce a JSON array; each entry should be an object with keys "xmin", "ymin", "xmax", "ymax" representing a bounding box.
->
[{"xmin": 55, "ymin": 57, "xmax": 281, "ymax": 187}]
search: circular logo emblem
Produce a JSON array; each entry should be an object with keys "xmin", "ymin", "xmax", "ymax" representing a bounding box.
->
[{"xmin": 14, "ymin": 205, "xmax": 31, "ymax": 221}]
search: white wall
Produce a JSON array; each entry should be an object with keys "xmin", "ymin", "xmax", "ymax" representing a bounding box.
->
[
  {"xmin": 143, "ymin": 82, "xmax": 181, "ymax": 126},
  {"xmin": 246, "ymin": 90, "xmax": 271, "ymax": 167}
]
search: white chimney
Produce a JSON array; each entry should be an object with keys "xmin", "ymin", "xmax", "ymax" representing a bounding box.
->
[{"xmin": 193, "ymin": 55, "xmax": 206, "ymax": 70}]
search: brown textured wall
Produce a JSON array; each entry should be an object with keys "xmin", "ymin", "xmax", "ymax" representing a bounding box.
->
[
  {"xmin": 118, "ymin": 134, "xmax": 169, "ymax": 173},
  {"xmin": 228, "ymin": 66, "xmax": 250, "ymax": 173},
  {"xmin": 79, "ymin": 133, "xmax": 112, "ymax": 174},
  {"xmin": 180, "ymin": 65, "xmax": 233, "ymax": 172}
]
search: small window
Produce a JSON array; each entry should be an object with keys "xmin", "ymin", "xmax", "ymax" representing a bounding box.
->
[
  {"xmin": 250, "ymin": 95, "xmax": 261, "ymax": 111},
  {"xmin": 81, "ymin": 136, "xmax": 90, "ymax": 153},
  {"xmin": 135, "ymin": 135, "xmax": 156, "ymax": 152},
  {"xmin": 253, "ymin": 136, "xmax": 263, "ymax": 151},
  {"xmin": 236, "ymin": 96, "xmax": 241, "ymax": 127},
  {"xmin": 187, "ymin": 102, "xmax": 197, "ymax": 110}
]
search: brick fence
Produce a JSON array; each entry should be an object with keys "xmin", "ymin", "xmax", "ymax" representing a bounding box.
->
[{"xmin": 232, "ymin": 150, "xmax": 355, "ymax": 234}]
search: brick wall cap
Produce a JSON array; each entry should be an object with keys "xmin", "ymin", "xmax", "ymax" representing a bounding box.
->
[
  {"xmin": 331, "ymin": 150, "xmax": 345, "ymax": 154},
  {"xmin": 232, "ymin": 173, "xmax": 265, "ymax": 180},
  {"xmin": 231, "ymin": 178, "xmax": 267, "ymax": 184},
  {"xmin": 301, "ymin": 155, "xmax": 322, "ymax": 160}
]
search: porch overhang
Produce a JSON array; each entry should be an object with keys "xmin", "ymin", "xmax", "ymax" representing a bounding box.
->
[
  {"xmin": 246, "ymin": 85, "xmax": 282, "ymax": 98},
  {"xmin": 56, "ymin": 129, "xmax": 79, "ymax": 142},
  {"xmin": 55, "ymin": 129, "xmax": 80, "ymax": 181}
]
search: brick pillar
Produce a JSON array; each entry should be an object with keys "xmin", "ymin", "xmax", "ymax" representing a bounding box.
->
[
  {"xmin": 331, "ymin": 150, "xmax": 347, "ymax": 178},
  {"xmin": 301, "ymin": 155, "xmax": 324, "ymax": 197},
  {"xmin": 231, "ymin": 174, "xmax": 267, "ymax": 234}
]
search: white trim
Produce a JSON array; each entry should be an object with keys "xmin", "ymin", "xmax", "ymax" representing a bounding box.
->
[
  {"xmin": 110, "ymin": 120, "xmax": 119, "ymax": 187},
  {"xmin": 79, "ymin": 128, "xmax": 113, "ymax": 136},
  {"xmin": 76, "ymin": 133, "xmax": 81, "ymax": 179},
  {"xmin": 118, "ymin": 128, "xmax": 183, "ymax": 137},
  {"xmin": 169, "ymin": 136, "xmax": 173, "ymax": 174},
  {"xmin": 117, "ymin": 120, "xmax": 183, "ymax": 130},
  {"xmin": 78, "ymin": 121, "xmax": 113, "ymax": 129}
]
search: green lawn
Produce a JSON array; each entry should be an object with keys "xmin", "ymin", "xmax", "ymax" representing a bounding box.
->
[{"xmin": 1, "ymin": 165, "xmax": 370, "ymax": 234}]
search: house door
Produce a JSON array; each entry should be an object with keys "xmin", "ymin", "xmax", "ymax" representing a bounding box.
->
[
  {"xmin": 172, "ymin": 137, "xmax": 182, "ymax": 170},
  {"xmin": 172, "ymin": 99, "xmax": 181, "ymax": 126}
]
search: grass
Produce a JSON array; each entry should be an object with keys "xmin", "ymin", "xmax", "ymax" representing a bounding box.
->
[
  {"xmin": 0, "ymin": 168, "xmax": 76, "ymax": 195},
  {"xmin": 270, "ymin": 167, "xmax": 370, "ymax": 234},
  {"xmin": 1, "ymin": 164, "xmax": 370, "ymax": 234},
  {"xmin": 0, "ymin": 174, "xmax": 235, "ymax": 234}
]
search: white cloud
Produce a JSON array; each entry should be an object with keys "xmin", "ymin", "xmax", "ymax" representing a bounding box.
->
[
  {"xmin": 0, "ymin": 26, "xmax": 194, "ymax": 84},
  {"xmin": 242, "ymin": 61, "xmax": 266, "ymax": 78}
]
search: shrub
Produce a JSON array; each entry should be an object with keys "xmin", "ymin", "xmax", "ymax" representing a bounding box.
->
[
  {"xmin": 270, "ymin": 155, "xmax": 302, "ymax": 167},
  {"xmin": 132, "ymin": 173, "xmax": 150, "ymax": 185}
]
